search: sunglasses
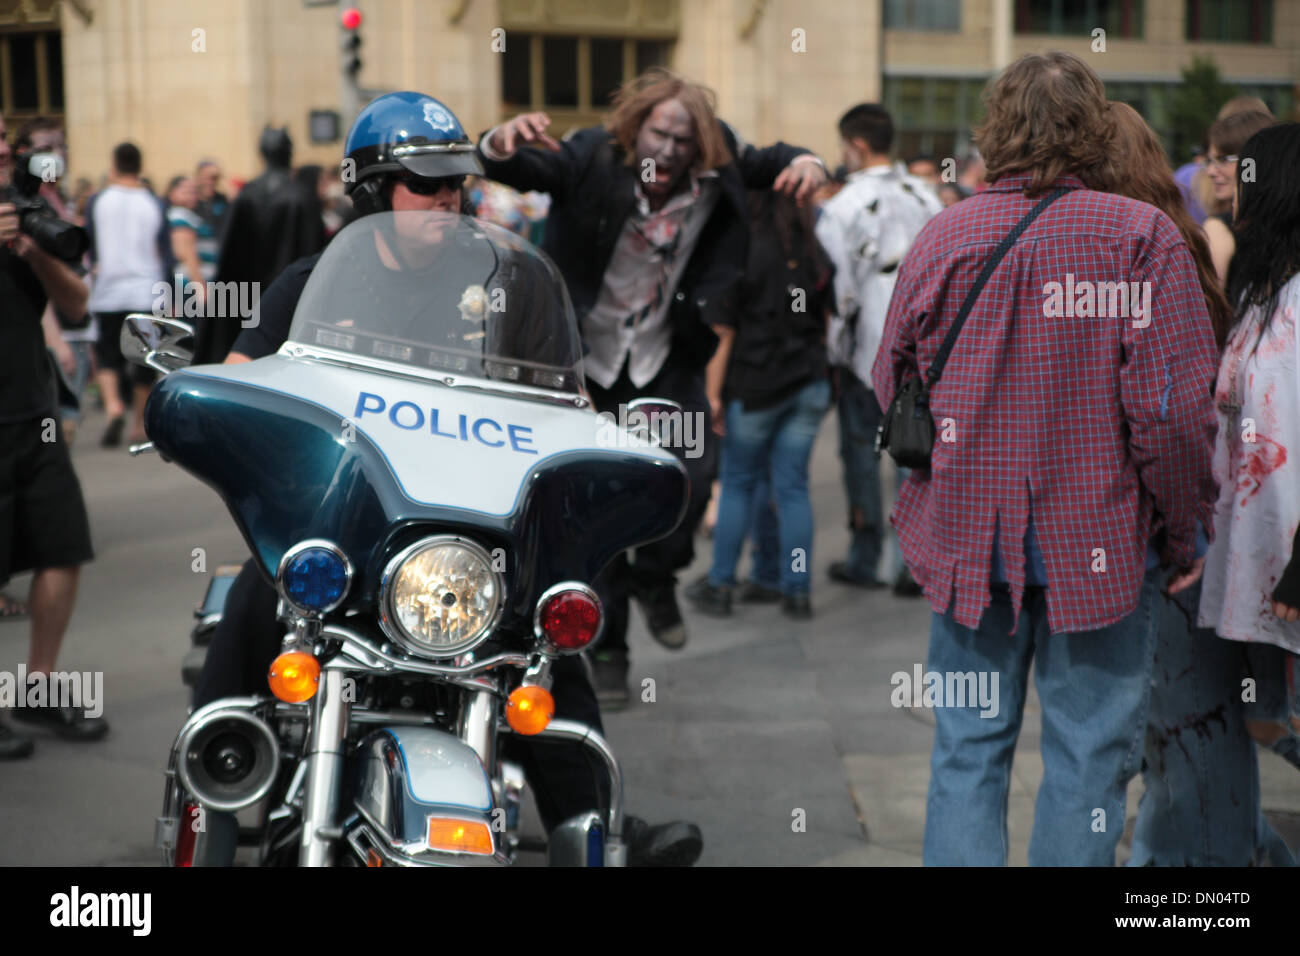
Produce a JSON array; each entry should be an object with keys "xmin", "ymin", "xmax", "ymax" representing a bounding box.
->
[{"xmin": 395, "ymin": 174, "xmax": 466, "ymax": 195}]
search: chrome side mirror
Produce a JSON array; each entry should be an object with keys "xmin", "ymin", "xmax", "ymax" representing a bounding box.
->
[{"xmin": 121, "ymin": 314, "xmax": 195, "ymax": 374}]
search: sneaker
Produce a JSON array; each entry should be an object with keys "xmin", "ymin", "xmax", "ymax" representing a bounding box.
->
[
  {"xmin": 684, "ymin": 579, "xmax": 732, "ymax": 618},
  {"xmin": 682, "ymin": 575, "xmax": 711, "ymax": 604},
  {"xmin": 635, "ymin": 583, "xmax": 688, "ymax": 649},
  {"xmin": 0, "ymin": 722, "xmax": 34, "ymax": 760},
  {"xmin": 738, "ymin": 580, "xmax": 783, "ymax": 604},
  {"xmin": 893, "ymin": 567, "xmax": 924, "ymax": 598},
  {"xmin": 624, "ymin": 815, "xmax": 703, "ymax": 867},
  {"xmin": 828, "ymin": 561, "xmax": 889, "ymax": 589},
  {"xmin": 782, "ymin": 593, "xmax": 813, "ymax": 620},
  {"xmin": 12, "ymin": 704, "xmax": 109, "ymax": 741},
  {"xmin": 591, "ymin": 650, "xmax": 629, "ymax": 711}
]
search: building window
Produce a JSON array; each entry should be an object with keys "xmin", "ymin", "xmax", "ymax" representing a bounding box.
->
[
  {"xmin": 542, "ymin": 36, "xmax": 579, "ymax": 108},
  {"xmin": 882, "ymin": 75, "xmax": 988, "ymax": 160},
  {"xmin": 1102, "ymin": 80, "xmax": 1290, "ymax": 161},
  {"xmin": 1016, "ymin": 0, "xmax": 1144, "ymax": 39},
  {"xmin": 884, "ymin": 0, "xmax": 961, "ymax": 31},
  {"xmin": 883, "ymin": 74, "xmax": 1290, "ymax": 166},
  {"xmin": 0, "ymin": 29, "xmax": 63, "ymax": 123},
  {"xmin": 1233, "ymin": 82, "xmax": 1292, "ymax": 120},
  {"xmin": 1186, "ymin": 0, "xmax": 1272, "ymax": 43},
  {"xmin": 500, "ymin": 33, "xmax": 674, "ymax": 114}
]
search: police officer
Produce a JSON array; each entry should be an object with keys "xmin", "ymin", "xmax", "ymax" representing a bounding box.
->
[{"xmin": 195, "ymin": 92, "xmax": 703, "ymax": 866}]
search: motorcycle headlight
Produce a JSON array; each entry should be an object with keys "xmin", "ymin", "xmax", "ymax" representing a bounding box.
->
[{"xmin": 379, "ymin": 536, "xmax": 504, "ymax": 657}]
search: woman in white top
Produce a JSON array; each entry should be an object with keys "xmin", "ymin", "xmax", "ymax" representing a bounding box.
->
[
  {"xmin": 1196, "ymin": 123, "xmax": 1300, "ymax": 760},
  {"xmin": 1131, "ymin": 122, "xmax": 1300, "ymax": 868}
]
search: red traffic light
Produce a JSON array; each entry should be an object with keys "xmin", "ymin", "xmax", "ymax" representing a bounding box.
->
[{"xmin": 341, "ymin": 7, "xmax": 362, "ymax": 30}]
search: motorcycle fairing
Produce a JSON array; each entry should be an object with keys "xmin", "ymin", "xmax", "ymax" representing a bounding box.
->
[{"xmin": 144, "ymin": 356, "xmax": 689, "ymax": 619}]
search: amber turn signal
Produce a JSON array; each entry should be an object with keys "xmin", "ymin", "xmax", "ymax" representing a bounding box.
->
[
  {"xmin": 428, "ymin": 817, "xmax": 494, "ymax": 855},
  {"xmin": 506, "ymin": 684, "xmax": 554, "ymax": 735},
  {"xmin": 268, "ymin": 651, "xmax": 321, "ymax": 703}
]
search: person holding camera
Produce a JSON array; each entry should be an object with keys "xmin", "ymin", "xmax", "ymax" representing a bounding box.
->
[
  {"xmin": 15, "ymin": 118, "xmax": 97, "ymax": 447},
  {"xmin": 0, "ymin": 114, "xmax": 104, "ymax": 759}
]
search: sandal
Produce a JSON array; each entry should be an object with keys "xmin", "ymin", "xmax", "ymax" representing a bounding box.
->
[{"xmin": 0, "ymin": 594, "xmax": 30, "ymax": 620}]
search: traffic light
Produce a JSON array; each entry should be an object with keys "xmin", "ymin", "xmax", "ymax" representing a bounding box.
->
[{"xmin": 341, "ymin": 7, "xmax": 362, "ymax": 78}]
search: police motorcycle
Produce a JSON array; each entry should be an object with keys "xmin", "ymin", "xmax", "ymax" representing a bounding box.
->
[{"xmin": 123, "ymin": 209, "xmax": 688, "ymax": 866}]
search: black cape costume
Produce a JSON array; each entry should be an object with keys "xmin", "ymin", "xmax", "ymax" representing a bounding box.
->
[{"xmin": 194, "ymin": 168, "xmax": 324, "ymax": 365}]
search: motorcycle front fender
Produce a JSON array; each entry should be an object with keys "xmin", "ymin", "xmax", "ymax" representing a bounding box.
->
[{"xmin": 348, "ymin": 726, "xmax": 508, "ymax": 866}]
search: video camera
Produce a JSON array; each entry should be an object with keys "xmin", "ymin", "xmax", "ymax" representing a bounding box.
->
[{"xmin": 1, "ymin": 150, "xmax": 88, "ymax": 260}]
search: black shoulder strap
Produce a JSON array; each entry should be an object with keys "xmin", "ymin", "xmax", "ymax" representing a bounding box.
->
[{"xmin": 924, "ymin": 186, "xmax": 1069, "ymax": 392}]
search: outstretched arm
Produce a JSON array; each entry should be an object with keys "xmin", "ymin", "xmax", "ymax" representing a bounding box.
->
[
  {"xmin": 726, "ymin": 123, "xmax": 826, "ymax": 204},
  {"xmin": 477, "ymin": 112, "xmax": 592, "ymax": 200}
]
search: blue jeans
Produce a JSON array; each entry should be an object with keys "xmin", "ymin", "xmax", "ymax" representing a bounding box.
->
[
  {"xmin": 1129, "ymin": 583, "xmax": 1296, "ymax": 866},
  {"xmin": 709, "ymin": 378, "xmax": 830, "ymax": 596},
  {"xmin": 923, "ymin": 566, "xmax": 1164, "ymax": 866},
  {"xmin": 747, "ymin": 487, "xmax": 781, "ymax": 589},
  {"xmin": 837, "ymin": 372, "xmax": 905, "ymax": 581}
]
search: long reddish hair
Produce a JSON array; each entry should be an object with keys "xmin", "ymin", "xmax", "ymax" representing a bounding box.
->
[{"xmin": 1083, "ymin": 102, "xmax": 1231, "ymax": 349}]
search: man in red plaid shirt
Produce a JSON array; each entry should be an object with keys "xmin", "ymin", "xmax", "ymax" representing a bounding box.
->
[{"xmin": 872, "ymin": 52, "xmax": 1218, "ymax": 865}]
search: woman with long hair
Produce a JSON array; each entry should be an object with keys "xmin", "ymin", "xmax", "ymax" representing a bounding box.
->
[
  {"xmin": 1087, "ymin": 109, "xmax": 1299, "ymax": 865},
  {"xmin": 1202, "ymin": 122, "xmax": 1300, "ymax": 760},
  {"xmin": 1086, "ymin": 102, "xmax": 1230, "ymax": 344}
]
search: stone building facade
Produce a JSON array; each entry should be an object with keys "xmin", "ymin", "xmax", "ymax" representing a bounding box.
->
[{"xmin": 0, "ymin": 0, "xmax": 1293, "ymax": 188}]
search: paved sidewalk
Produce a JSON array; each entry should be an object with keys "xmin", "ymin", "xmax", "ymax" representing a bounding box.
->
[
  {"xmin": 1, "ymin": 404, "xmax": 1294, "ymax": 865},
  {"xmin": 605, "ymin": 418, "xmax": 1300, "ymax": 866}
]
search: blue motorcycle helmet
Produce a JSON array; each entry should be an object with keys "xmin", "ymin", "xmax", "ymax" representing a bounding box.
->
[{"xmin": 343, "ymin": 91, "xmax": 483, "ymax": 216}]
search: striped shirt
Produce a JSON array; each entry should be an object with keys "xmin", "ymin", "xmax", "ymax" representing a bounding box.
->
[{"xmin": 167, "ymin": 205, "xmax": 219, "ymax": 282}]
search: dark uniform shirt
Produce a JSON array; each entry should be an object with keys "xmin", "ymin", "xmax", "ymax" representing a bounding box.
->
[
  {"xmin": 231, "ymin": 253, "xmax": 320, "ymax": 359},
  {"xmin": 233, "ymin": 226, "xmax": 575, "ymax": 377}
]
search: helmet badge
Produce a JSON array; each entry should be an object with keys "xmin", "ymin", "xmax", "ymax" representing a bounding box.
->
[{"xmin": 423, "ymin": 102, "xmax": 455, "ymax": 133}]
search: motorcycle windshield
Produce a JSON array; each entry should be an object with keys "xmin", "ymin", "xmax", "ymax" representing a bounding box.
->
[{"xmin": 287, "ymin": 212, "xmax": 584, "ymax": 396}]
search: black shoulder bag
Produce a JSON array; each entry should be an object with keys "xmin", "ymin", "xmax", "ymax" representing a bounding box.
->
[{"xmin": 875, "ymin": 187, "xmax": 1068, "ymax": 468}]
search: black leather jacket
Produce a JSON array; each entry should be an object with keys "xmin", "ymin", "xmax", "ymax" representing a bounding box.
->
[{"xmin": 477, "ymin": 122, "xmax": 812, "ymax": 367}]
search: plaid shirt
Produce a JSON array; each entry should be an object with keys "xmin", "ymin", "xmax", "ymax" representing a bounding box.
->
[{"xmin": 871, "ymin": 173, "xmax": 1219, "ymax": 634}]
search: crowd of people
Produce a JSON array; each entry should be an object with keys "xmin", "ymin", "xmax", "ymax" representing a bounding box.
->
[{"xmin": 1, "ymin": 52, "xmax": 1297, "ymax": 867}]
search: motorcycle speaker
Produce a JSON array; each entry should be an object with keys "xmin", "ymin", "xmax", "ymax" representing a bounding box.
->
[{"xmin": 176, "ymin": 707, "xmax": 280, "ymax": 813}]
